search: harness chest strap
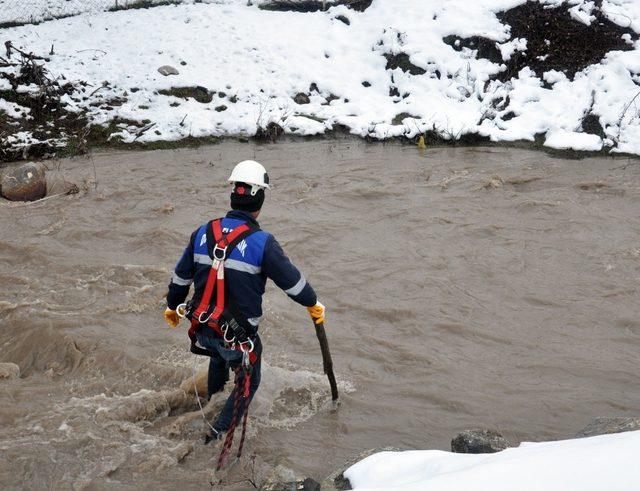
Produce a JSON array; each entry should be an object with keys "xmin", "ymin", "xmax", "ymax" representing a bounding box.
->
[
  {"xmin": 192, "ymin": 219, "xmax": 246, "ymax": 320},
  {"xmin": 187, "ymin": 219, "xmax": 258, "ymax": 364}
]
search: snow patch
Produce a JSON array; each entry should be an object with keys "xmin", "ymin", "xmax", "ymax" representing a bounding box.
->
[
  {"xmin": 345, "ymin": 431, "xmax": 640, "ymax": 491},
  {"xmin": 545, "ymin": 129, "xmax": 603, "ymax": 151}
]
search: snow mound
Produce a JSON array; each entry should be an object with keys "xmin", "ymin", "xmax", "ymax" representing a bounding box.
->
[{"xmin": 345, "ymin": 430, "xmax": 640, "ymax": 491}]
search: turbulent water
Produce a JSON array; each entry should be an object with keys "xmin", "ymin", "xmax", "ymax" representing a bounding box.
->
[{"xmin": 1, "ymin": 140, "xmax": 639, "ymax": 489}]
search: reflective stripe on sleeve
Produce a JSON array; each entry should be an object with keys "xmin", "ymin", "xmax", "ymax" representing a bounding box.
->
[
  {"xmin": 284, "ymin": 275, "xmax": 306, "ymax": 296},
  {"xmin": 172, "ymin": 274, "xmax": 193, "ymax": 286},
  {"xmin": 194, "ymin": 253, "xmax": 212, "ymax": 265}
]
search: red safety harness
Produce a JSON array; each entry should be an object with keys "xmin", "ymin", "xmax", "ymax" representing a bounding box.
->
[{"xmin": 186, "ymin": 218, "xmax": 259, "ymax": 365}]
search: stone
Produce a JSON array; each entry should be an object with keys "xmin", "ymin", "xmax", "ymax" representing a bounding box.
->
[
  {"xmin": 322, "ymin": 447, "xmax": 400, "ymax": 490},
  {"xmin": 576, "ymin": 417, "xmax": 640, "ymax": 438},
  {"xmin": 0, "ymin": 362, "xmax": 20, "ymax": 379},
  {"xmin": 261, "ymin": 477, "xmax": 320, "ymax": 491},
  {"xmin": 293, "ymin": 92, "xmax": 310, "ymax": 105},
  {"xmin": 451, "ymin": 429, "xmax": 511, "ymax": 454},
  {"xmin": 158, "ymin": 86, "xmax": 212, "ymax": 104},
  {"xmin": 1, "ymin": 162, "xmax": 47, "ymax": 201},
  {"xmin": 158, "ymin": 65, "xmax": 179, "ymax": 76}
]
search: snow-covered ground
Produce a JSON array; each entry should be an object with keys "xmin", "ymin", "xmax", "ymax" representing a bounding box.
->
[
  {"xmin": 344, "ymin": 430, "xmax": 640, "ymax": 491},
  {"xmin": 1, "ymin": 0, "xmax": 640, "ymax": 154}
]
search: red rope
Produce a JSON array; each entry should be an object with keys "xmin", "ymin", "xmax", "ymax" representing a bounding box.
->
[
  {"xmin": 216, "ymin": 369, "xmax": 252, "ymax": 471},
  {"xmin": 236, "ymin": 374, "xmax": 252, "ymax": 459}
]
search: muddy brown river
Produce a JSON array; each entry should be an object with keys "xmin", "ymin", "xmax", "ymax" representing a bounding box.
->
[{"xmin": 1, "ymin": 140, "xmax": 639, "ymax": 489}]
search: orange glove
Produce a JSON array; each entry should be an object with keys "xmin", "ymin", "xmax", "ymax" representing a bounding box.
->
[
  {"xmin": 164, "ymin": 308, "xmax": 179, "ymax": 328},
  {"xmin": 307, "ymin": 301, "xmax": 325, "ymax": 325}
]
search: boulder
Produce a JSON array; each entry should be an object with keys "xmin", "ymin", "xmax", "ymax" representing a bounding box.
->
[
  {"xmin": 158, "ymin": 65, "xmax": 179, "ymax": 76},
  {"xmin": 0, "ymin": 362, "xmax": 20, "ymax": 380},
  {"xmin": 576, "ymin": 417, "xmax": 640, "ymax": 438},
  {"xmin": 451, "ymin": 429, "xmax": 511, "ymax": 454},
  {"xmin": 1, "ymin": 162, "xmax": 47, "ymax": 201},
  {"xmin": 260, "ymin": 465, "xmax": 320, "ymax": 491},
  {"xmin": 322, "ymin": 447, "xmax": 400, "ymax": 490},
  {"xmin": 293, "ymin": 92, "xmax": 311, "ymax": 105}
]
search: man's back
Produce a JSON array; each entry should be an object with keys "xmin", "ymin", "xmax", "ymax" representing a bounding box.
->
[{"xmin": 168, "ymin": 209, "xmax": 317, "ymax": 328}]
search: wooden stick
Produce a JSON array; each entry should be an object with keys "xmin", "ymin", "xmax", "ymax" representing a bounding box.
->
[{"xmin": 314, "ymin": 321, "xmax": 339, "ymax": 401}]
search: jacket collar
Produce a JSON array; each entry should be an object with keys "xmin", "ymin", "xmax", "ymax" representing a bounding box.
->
[{"xmin": 226, "ymin": 209, "xmax": 260, "ymax": 227}]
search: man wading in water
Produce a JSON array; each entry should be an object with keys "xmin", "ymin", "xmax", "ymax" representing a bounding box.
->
[{"xmin": 163, "ymin": 160, "xmax": 325, "ymax": 448}]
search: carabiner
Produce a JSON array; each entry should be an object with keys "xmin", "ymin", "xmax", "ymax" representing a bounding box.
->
[
  {"xmin": 238, "ymin": 338, "xmax": 254, "ymax": 354},
  {"xmin": 223, "ymin": 324, "xmax": 236, "ymax": 344},
  {"xmin": 176, "ymin": 303, "xmax": 187, "ymax": 319},
  {"xmin": 198, "ymin": 311, "xmax": 212, "ymax": 324}
]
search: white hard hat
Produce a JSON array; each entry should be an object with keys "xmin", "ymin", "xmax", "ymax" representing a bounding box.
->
[{"xmin": 228, "ymin": 160, "xmax": 270, "ymax": 195}]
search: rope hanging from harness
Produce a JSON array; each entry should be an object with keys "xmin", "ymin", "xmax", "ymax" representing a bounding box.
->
[{"xmin": 216, "ymin": 357, "xmax": 252, "ymax": 471}]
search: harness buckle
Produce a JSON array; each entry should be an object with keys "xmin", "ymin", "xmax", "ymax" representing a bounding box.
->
[{"xmin": 213, "ymin": 244, "xmax": 228, "ymax": 261}]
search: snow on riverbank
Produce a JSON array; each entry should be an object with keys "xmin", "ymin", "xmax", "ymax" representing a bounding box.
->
[
  {"xmin": 344, "ymin": 430, "xmax": 640, "ymax": 491},
  {"xmin": 1, "ymin": 0, "xmax": 640, "ymax": 155}
]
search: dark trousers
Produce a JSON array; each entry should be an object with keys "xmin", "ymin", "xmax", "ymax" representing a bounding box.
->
[{"xmin": 195, "ymin": 328, "xmax": 262, "ymax": 432}]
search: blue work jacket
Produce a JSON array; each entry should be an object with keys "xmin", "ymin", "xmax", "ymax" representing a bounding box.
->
[{"xmin": 167, "ymin": 210, "xmax": 317, "ymax": 328}]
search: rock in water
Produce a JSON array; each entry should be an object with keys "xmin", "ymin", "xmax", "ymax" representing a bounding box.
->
[
  {"xmin": 1, "ymin": 162, "xmax": 46, "ymax": 201},
  {"xmin": 0, "ymin": 362, "xmax": 20, "ymax": 379},
  {"xmin": 576, "ymin": 417, "xmax": 640, "ymax": 437},
  {"xmin": 451, "ymin": 429, "xmax": 511, "ymax": 454},
  {"xmin": 262, "ymin": 478, "xmax": 320, "ymax": 491},
  {"xmin": 158, "ymin": 65, "xmax": 179, "ymax": 76}
]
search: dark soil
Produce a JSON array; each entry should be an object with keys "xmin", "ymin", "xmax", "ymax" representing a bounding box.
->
[
  {"xmin": 445, "ymin": 1, "xmax": 638, "ymax": 82},
  {"xmin": 581, "ymin": 113, "xmax": 606, "ymax": 138},
  {"xmin": 255, "ymin": 122, "xmax": 284, "ymax": 142},
  {"xmin": 0, "ymin": 48, "xmax": 88, "ymax": 162},
  {"xmin": 259, "ymin": 0, "xmax": 371, "ymax": 13},
  {"xmin": 384, "ymin": 53, "xmax": 426, "ymax": 75},
  {"xmin": 498, "ymin": 1, "xmax": 637, "ymax": 80},
  {"xmin": 443, "ymin": 35, "xmax": 503, "ymax": 65},
  {"xmin": 158, "ymin": 86, "xmax": 213, "ymax": 104},
  {"xmin": 108, "ymin": 0, "xmax": 180, "ymax": 12}
]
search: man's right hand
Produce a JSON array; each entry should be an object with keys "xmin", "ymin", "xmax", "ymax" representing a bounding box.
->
[
  {"xmin": 307, "ymin": 301, "xmax": 325, "ymax": 325},
  {"xmin": 164, "ymin": 308, "xmax": 180, "ymax": 328}
]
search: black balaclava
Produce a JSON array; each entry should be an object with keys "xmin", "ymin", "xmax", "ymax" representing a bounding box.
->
[{"xmin": 230, "ymin": 182, "xmax": 265, "ymax": 213}]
